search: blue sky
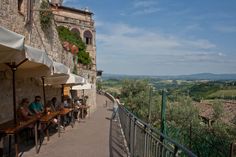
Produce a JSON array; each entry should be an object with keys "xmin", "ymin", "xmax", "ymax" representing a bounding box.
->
[{"xmin": 64, "ymin": 0, "xmax": 236, "ymax": 75}]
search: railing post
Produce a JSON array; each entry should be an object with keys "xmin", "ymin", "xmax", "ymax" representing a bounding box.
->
[
  {"xmin": 144, "ymin": 124, "xmax": 147, "ymax": 157},
  {"xmin": 160, "ymin": 89, "xmax": 167, "ymax": 141},
  {"xmin": 174, "ymin": 145, "xmax": 179, "ymax": 157},
  {"xmin": 129, "ymin": 114, "xmax": 132, "ymax": 156},
  {"xmin": 231, "ymin": 141, "xmax": 236, "ymax": 157},
  {"xmin": 132, "ymin": 118, "xmax": 137, "ymax": 157}
]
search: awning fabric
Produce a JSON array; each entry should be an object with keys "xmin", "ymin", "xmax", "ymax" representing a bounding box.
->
[
  {"xmin": 72, "ymin": 82, "xmax": 92, "ymax": 90},
  {"xmin": 66, "ymin": 73, "xmax": 86, "ymax": 85},
  {"xmin": 16, "ymin": 45, "xmax": 53, "ymax": 78},
  {"xmin": 44, "ymin": 61, "xmax": 86, "ymax": 85},
  {"xmin": 45, "ymin": 72, "xmax": 86, "ymax": 85},
  {"xmin": 0, "ymin": 27, "xmax": 53, "ymax": 78},
  {"xmin": 0, "ymin": 26, "xmax": 25, "ymax": 63},
  {"xmin": 0, "ymin": 26, "xmax": 24, "ymax": 50},
  {"xmin": 53, "ymin": 61, "xmax": 70, "ymax": 74}
]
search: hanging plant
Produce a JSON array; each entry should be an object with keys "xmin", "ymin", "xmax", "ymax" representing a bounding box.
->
[
  {"xmin": 57, "ymin": 26, "xmax": 92, "ymax": 66},
  {"xmin": 40, "ymin": 0, "xmax": 53, "ymax": 30}
]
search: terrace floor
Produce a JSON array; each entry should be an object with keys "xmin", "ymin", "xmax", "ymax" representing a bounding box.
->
[{"xmin": 21, "ymin": 94, "xmax": 129, "ymax": 157}]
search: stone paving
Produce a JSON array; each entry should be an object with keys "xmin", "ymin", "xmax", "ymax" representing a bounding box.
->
[{"xmin": 20, "ymin": 94, "xmax": 128, "ymax": 157}]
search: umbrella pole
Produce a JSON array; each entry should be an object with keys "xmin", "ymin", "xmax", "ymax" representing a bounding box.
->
[
  {"xmin": 7, "ymin": 59, "xmax": 27, "ymax": 125},
  {"xmin": 61, "ymin": 84, "xmax": 64, "ymax": 103},
  {"xmin": 83, "ymin": 89, "xmax": 85, "ymax": 104},
  {"xmin": 41, "ymin": 77, "xmax": 46, "ymax": 106},
  {"xmin": 12, "ymin": 66, "xmax": 17, "ymax": 125}
]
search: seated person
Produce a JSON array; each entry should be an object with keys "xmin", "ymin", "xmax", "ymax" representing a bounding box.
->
[
  {"xmin": 29, "ymin": 96, "xmax": 44, "ymax": 115},
  {"xmin": 64, "ymin": 98, "xmax": 73, "ymax": 108},
  {"xmin": 17, "ymin": 98, "xmax": 33, "ymax": 121},
  {"xmin": 50, "ymin": 97, "xmax": 61, "ymax": 111},
  {"xmin": 72, "ymin": 99, "xmax": 81, "ymax": 119},
  {"xmin": 45, "ymin": 100, "xmax": 60, "ymax": 126}
]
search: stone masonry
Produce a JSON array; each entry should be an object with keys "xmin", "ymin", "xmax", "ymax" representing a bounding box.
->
[
  {"xmin": 0, "ymin": 0, "xmax": 76, "ymax": 123},
  {"xmin": 51, "ymin": 2, "xmax": 97, "ymax": 111}
]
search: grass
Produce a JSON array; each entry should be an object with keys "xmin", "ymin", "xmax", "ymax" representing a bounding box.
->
[{"xmin": 208, "ymin": 89, "xmax": 236, "ymax": 98}]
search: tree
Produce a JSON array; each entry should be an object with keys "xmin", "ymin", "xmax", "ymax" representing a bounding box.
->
[{"xmin": 120, "ymin": 80, "xmax": 161, "ymax": 122}]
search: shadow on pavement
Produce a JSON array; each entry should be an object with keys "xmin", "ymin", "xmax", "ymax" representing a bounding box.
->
[{"xmin": 109, "ymin": 116, "xmax": 129, "ymax": 157}]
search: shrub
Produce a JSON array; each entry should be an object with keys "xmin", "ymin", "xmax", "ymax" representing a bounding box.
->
[{"xmin": 57, "ymin": 26, "xmax": 92, "ymax": 65}]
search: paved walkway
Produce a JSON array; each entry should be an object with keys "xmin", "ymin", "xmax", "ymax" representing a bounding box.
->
[{"xmin": 21, "ymin": 94, "xmax": 128, "ymax": 157}]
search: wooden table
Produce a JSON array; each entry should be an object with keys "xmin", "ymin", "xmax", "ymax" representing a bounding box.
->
[
  {"xmin": 39, "ymin": 112, "xmax": 59, "ymax": 141},
  {"xmin": 59, "ymin": 108, "xmax": 74, "ymax": 130},
  {"xmin": 0, "ymin": 117, "xmax": 39, "ymax": 157}
]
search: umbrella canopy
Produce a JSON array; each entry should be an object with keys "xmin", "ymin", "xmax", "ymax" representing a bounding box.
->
[
  {"xmin": 0, "ymin": 27, "xmax": 53, "ymax": 125},
  {"xmin": 16, "ymin": 45, "xmax": 53, "ymax": 78},
  {"xmin": 53, "ymin": 61, "xmax": 70, "ymax": 74},
  {"xmin": 44, "ymin": 61, "xmax": 85, "ymax": 85},
  {"xmin": 44, "ymin": 72, "xmax": 86, "ymax": 85},
  {"xmin": 72, "ymin": 82, "xmax": 92, "ymax": 90},
  {"xmin": 0, "ymin": 26, "xmax": 24, "ymax": 63}
]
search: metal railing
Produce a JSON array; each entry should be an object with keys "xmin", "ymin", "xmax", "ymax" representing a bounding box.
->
[{"xmin": 118, "ymin": 105, "xmax": 197, "ymax": 157}]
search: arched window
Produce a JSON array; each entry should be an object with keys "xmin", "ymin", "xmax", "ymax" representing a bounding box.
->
[
  {"xmin": 71, "ymin": 28, "xmax": 80, "ymax": 38},
  {"xmin": 83, "ymin": 30, "xmax": 93, "ymax": 45}
]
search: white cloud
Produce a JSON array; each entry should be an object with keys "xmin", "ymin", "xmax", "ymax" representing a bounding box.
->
[
  {"xmin": 126, "ymin": 0, "xmax": 161, "ymax": 16},
  {"xmin": 133, "ymin": 0, "xmax": 157, "ymax": 8},
  {"xmin": 96, "ymin": 22, "xmax": 236, "ymax": 75},
  {"xmin": 97, "ymin": 23, "xmax": 216, "ymax": 55},
  {"xmin": 132, "ymin": 8, "xmax": 161, "ymax": 15}
]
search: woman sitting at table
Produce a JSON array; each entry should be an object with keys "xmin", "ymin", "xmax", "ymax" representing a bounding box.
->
[{"xmin": 17, "ymin": 98, "xmax": 33, "ymax": 121}]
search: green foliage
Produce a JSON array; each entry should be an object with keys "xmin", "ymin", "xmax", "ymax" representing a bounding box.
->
[
  {"xmin": 40, "ymin": 0, "xmax": 53, "ymax": 30},
  {"xmin": 212, "ymin": 101, "xmax": 224, "ymax": 120},
  {"xmin": 208, "ymin": 89, "xmax": 236, "ymax": 100},
  {"xmin": 77, "ymin": 50, "xmax": 92, "ymax": 65},
  {"xmin": 96, "ymin": 81, "xmax": 102, "ymax": 91},
  {"xmin": 57, "ymin": 26, "xmax": 91, "ymax": 65},
  {"xmin": 167, "ymin": 97, "xmax": 234, "ymax": 157},
  {"xmin": 104, "ymin": 78, "xmax": 236, "ymax": 156},
  {"xmin": 189, "ymin": 83, "xmax": 220, "ymax": 101},
  {"xmin": 120, "ymin": 80, "xmax": 161, "ymax": 122}
]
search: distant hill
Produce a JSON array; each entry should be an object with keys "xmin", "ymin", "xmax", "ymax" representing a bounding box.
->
[{"xmin": 102, "ymin": 73, "xmax": 236, "ymax": 81}]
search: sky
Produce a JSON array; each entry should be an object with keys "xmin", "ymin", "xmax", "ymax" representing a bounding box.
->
[{"xmin": 63, "ymin": 0, "xmax": 236, "ymax": 76}]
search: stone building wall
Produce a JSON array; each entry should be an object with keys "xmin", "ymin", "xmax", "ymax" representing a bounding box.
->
[
  {"xmin": 52, "ymin": 6, "xmax": 97, "ymax": 111},
  {"xmin": 0, "ymin": 0, "xmax": 74, "ymax": 123},
  {"xmin": 0, "ymin": 77, "xmax": 61, "ymax": 123}
]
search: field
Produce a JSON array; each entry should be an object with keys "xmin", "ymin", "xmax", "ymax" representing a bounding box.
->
[{"xmin": 208, "ymin": 89, "xmax": 236, "ymax": 99}]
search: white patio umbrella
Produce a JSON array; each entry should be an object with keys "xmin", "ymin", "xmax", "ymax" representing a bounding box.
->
[
  {"xmin": 43, "ymin": 61, "xmax": 86, "ymax": 102},
  {"xmin": 44, "ymin": 72, "xmax": 85, "ymax": 85},
  {"xmin": 0, "ymin": 27, "xmax": 53, "ymax": 125},
  {"xmin": 72, "ymin": 82, "xmax": 92, "ymax": 102},
  {"xmin": 72, "ymin": 82, "xmax": 92, "ymax": 90}
]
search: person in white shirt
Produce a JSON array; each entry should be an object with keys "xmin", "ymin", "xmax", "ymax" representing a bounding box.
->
[{"xmin": 112, "ymin": 96, "xmax": 120, "ymax": 120}]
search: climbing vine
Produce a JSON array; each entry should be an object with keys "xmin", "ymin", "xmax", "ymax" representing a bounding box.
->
[
  {"xmin": 40, "ymin": 0, "xmax": 53, "ymax": 30},
  {"xmin": 57, "ymin": 26, "xmax": 92, "ymax": 66}
]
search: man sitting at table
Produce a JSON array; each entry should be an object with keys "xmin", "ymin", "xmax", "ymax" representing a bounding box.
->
[{"xmin": 29, "ymin": 96, "xmax": 44, "ymax": 115}]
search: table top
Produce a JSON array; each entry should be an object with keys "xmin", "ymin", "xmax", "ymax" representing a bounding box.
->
[
  {"xmin": 39, "ymin": 112, "xmax": 59, "ymax": 123},
  {"xmin": 59, "ymin": 108, "xmax": 73, "ymax": 115},
  {"xmin": 0, "ymin": 117, "xmax": 38, "ymax": 134}
]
